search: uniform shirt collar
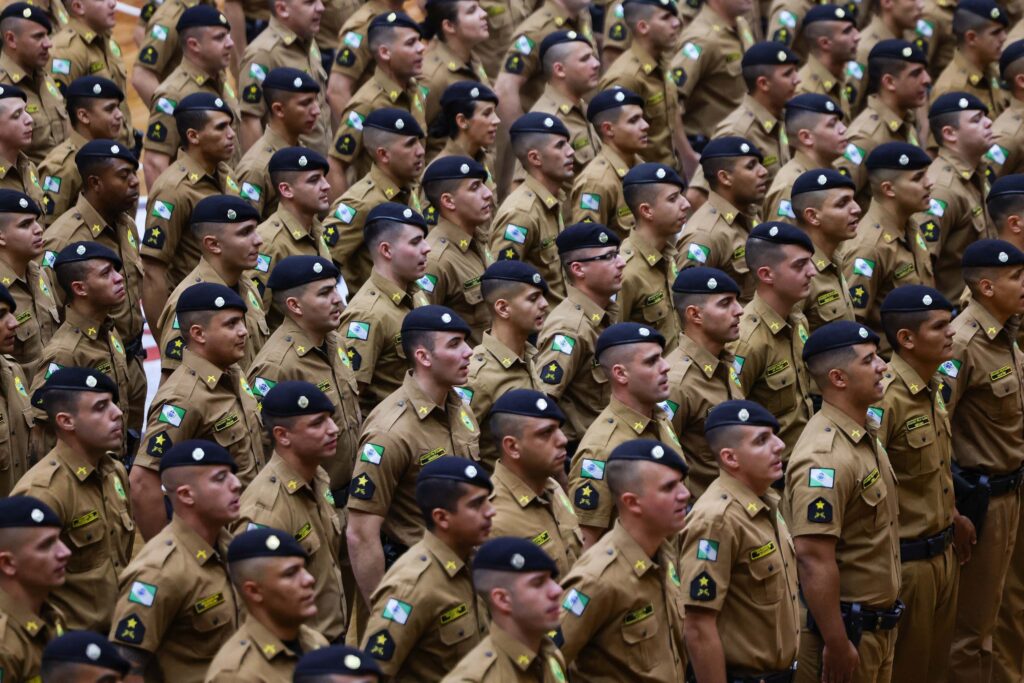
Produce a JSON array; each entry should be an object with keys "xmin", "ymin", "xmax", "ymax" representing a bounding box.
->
[
  {"xmin": 626, "ymin": 229, "xmax": 670, "ymax": 266},
  {"xmin": 790, "ymin": 149, "xmax": 815, "ymax": 177},
  {"xmin": 481, "ymin": 331, "xmax": 530, "ymax": 370},
  {"xmin": 609, "ymin": 395, "xmax": 656, "ymax": 435},
  {"xmin": 180, "ymin": 55, "xmax": 221, "ymax": 89},
  {"xmin": 373, "ymin": 68, "xmax": 414, "ymax": 103},
  {"xmin": 493, "ymin": 460, "xmax": 543, "ymax": 507},
  {"xmin": 276, "ymin": 317, "xmax": 318, "ymax": 357},
  {"xmin": 489, "ymin": 623, "xmax": 542, "ymax": 671},
  {"xmin": 707, "ymin": 191, "xmax": 745, "ymax": 228},
  {"xmin": 423, "ymin": 530, "xmax": 466, "ymax": 578},
  {"xmin": 742, "ymin": 94, "xmax": 780, "ymax": 134},
  {"xmin": 524, "ymin": 175, "xmax": 561, "ymax": 212},
  {"xmin": 750, "ymin": 292, "xmax": 791, "ymax": 335},
  {"xmin": 269, "ymin": 16, "xmax": 301, "ymax": 47},
  {"xmin": 402, "ymin": 370, "xmax": 457, "ymax": 420},
  {"xmin": 0, "ymin": 52, "xmax": 32, "ymax": 84},
  {"xmin": 0, "ymin": 587, "xmax": 56, "ymax": 639},
  {"xmin": 599, "ymin": 144, "xmax": 633, "ymax": 178},
  {"xmin": 369, "ymin": 163, "xmax": 406, "ymax": 202},
  {"xmin": 370, "ymin": 268, "xmax": 417, "ymax": 308},
  {"xmin": 0, "ymin": 255, "xmax": 25, "ymax": 285},
  {"xmin": 805, "ymin": 53, "xmax": 840, "ymax": 92},
  {"xmin": 435, "ymin": 38, "xmax": 476, "ymax": 74},
  {"xmin": 629, "ymin": 40, "xmax": 661, "ymax": 76},
  {"xmin": 541, "ymin": 84, "xmax": 585, "ymax": 118},
  {"xmin": 715, "ymin": 470, "xmax": 769, "ymax": 518},
  {"xmin": 177, "ymin": 148, "xmax": 220, "ymax": 186},
  {"xmin": 53, "ymin": 439, "xmax": 109, "ymax": 482},
  {"xmin": 864, "ymin": 201, "xmax": 913, "ymax": 245},
  {"xmin": 938, "ymin": 147, "xmax": 979, "ymax": 182},
  {"xmin": 889, "ymin": 352, "xmax": 930, "ymax": 395},
  {"xmin": 75, "ymin": 194, "xmax": 117, "ymax": 239},
  {"xmin": 278, "ymin": 206, "xmax": 319, "ymax": 244},
  {"xmin": 952, "ymin": 48, "xmax": 988, "ymax": 87},
  {"xmin": 812, "ymin": 243, "xmax": 836, "ymax": 274},
  {"xmin": 69, "ymin": 16, "xmax": 102, "ymax": 44},
  {"xmin": 244, "ymin": 615, "xmax": 301, "ymax": 661},
  {"xmin": 65, "ymin": 306, "xmax": 108, "ymax": 341},
  {"xmin": 867, "ymin": 94, "xmax": 914, "ymax": 135},
  {"xmin": 820, "ymin": 401, "xmax": 870, "ymax": 443},
  {"xmin": 567, "ymin": 284, "xmax": 611, "ymax": 328},
  {"xmin": 435, "ymin": 217, "xmax": 476, "ymax": 252},
  {"xmin": 262, "ymin": 125, "xmax": 292, "ymax": 151},
  {"xmin": 678, "ymin": 333, "xmax": 724, "ymax": 379},
  {"xmin": 171, "ymin": 515, "xmax": 227, "ymax": 566},
  {"xmin": 609, "ymin": 520, "xmax": 659, "ymax": 577},
  {"xmin": 182, "ymin": 347, "xmax": 228, "ymax": 389},
  {"xmin": 964, "ymin": 299, "xmax": 1008, "ymax": 340}
]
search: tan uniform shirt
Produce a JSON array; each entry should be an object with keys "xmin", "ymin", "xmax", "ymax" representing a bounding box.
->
[
  {"xmin": 804, "ymin": 243, "xmax": 856, "ymax": 333},
  {"xmin": 713, "ymin": 94, "xmax": 790, "ymax": 183},
  {"xmin": 919, "ymin": 0, "xmax": 955, "ymax": 75},
  {"xmin": 676, "ymin": 190, "xmax": 758, "ymax": 302},
  {"xmin": 674, "ymin": 5, "xmax": 754, "ymax": 138},
  {"xmin": 140, "ymin": 150, "xmax": 241, "ymax": 296},
  {"xmin": 134, "ymin": 0, "xmax": 205, "ymax": 81},
  {"xmin": 570, "ymin": 144, "xmax": 636, "ymax": 240},
  {"xmin": 348, "ymin": 372, "xmax": 480, "ymax": 547},
  {"xmin": 534, "ymin": 285, "xmax": 614, "ymax": 442},
  {"xmin": 765, "ymin": 0, "xmax": 812, "ymax": 49},
  {"xmin": 911, "ymin": 148, "xmax": 990, "ymax": 303},
  {"xmin": 144, "ymin": 59, "xmax": 241, "ymax": 167},
  {"xmin": 873, "ymin": 353, "xmax": 955, "ymax": 539},
  {"xmin": 528, "ymin": 85, "xmax": 599, "ymax": 173},
  {"xmin": 234, "ymin": 126, "xmax": 293, "ymax": 219},
  {"xmin": 598, "ymin": 41, "xmax": 682, "ymax": 168},
  {"xmin": 0, "ymin": 153, "xmax": 44, "ymax": 210},
  {"xmin": 421, "ymin": 217, "xmax": 491, "ymax": 343},
  {"xmin": 985, "ymin": 96, "xmax": 1024, "ymax": 177},
  {"xmin": 0, "ymin": 53, "xmax": 70, "ymax": 165},
  {"xmin": 421, "ymin": 38, "xmax": 490, "ymax": 159},
  {"xmin": 941, "ymin": 300, "xmax": 1024, "ymax": 474},
  {"xmin": 460, "ymin": 333, "xmax": 542, "ymax": 470},
  {"xmin": 731, "ymin": 293, "xmax": 814, "ymax": 460},
  {"xmin": 680, "ymin": 472, "xmax": 800, "ymax": 674},
  {"xmin": 619, "ymin": 231, "xmax": 681, "ymax": 351},
  {"xmin": 795, "ymin": 53, "xmax": 853, "ymax": 121},
  {"xmin": 764, "ymin": 149, "xmax": 814, "ymax": 222},
  {"xmin": 489, "ymin": 461, "xmax": 582, "ymax": 577},
  {"xmin": 246, "ymin": 318, "xmax": 362, "ymax": 492},
  {"xmin": 441, "ymin": 625, "xmax": 568, "ymax": 683},
  {"xmin": 238, "ymin": 17, "xmax": 331, "ymax": 155},
  {"xmin": 0, "ymin": 590, "xmax": 65, "ymax": 682},
  {"xmin": 784, "ymin": 402, "xmax": 902, "ymax": 606},
  {"xmin": 205, "ymin": 618, "xmax": 328, "ymax": 683},
  {"xmin": 155, "ymin": 258, "xmax": 269, "ymax": 374},
  {"xmin": 329, "ymin": 69, "xmax": 426, "ymax": 180},
  {"xmin": 11, "ymin": 442, "xmax": 133, "ymax": 632},
  {"xmin": 109, "ymin": 518, "xmax": 238, "ymax": 682},
  {"xmin": 489, "ymin": 175, "xmax": 566, "ymax": 304},
  {"xmin": 328, "ymin": 0, "xmax": 391, "ymax": 95},
  {"xmin": 237, "ymin": 453, "xmax": 347, "ymax": 640},
  {"xmin": 324, "ymin": 164, "xmax": 423, "ymax": 294},
  {"xmin": 662, "ymin": 333, "xmax": 743, "ymax": 499},
  {"xmin": 835, "ymin": 94, "xmax": 920, "ymax": 199},
  {"xmin": 0, "ymin": 354, "xmax": 32, "ymax": 496},
  {"xmin": 931, "ymin": 49, "xmax": 1010, "ymax": 118},
  {"xmin": 0, "ymin": 256, "xmax": 59, "ymax": 380},
  {"xmin": 338, "ymin": 268, "xmax": 425, "ymax": 415},
  {"xmin": 853, "ymin": 16, "xmax": 910, "ymax": 116},
  {"xmin": 361, "ymin": 531, "xmax": 487, "ymax": 679},
  {"xmin": 568, "ymin": 396, "xmax": 680, "ymax": 529},
  {"xmin": 840, "ymin": 202, "xmax": 935, "ymax": 333},
  {"xmin": 37, "ymin": 129, "xmax": 87, "ymax": 224},
  {"xmin": 138, "ymin": 348, "xmax": 265, "ymax": 485},
  {"xmin": 558, "ymin": 521, "xmax": 686, "ymax": 683}
]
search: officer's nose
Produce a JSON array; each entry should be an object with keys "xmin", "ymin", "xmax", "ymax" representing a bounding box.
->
[
  {"xmin": 299, "ymin": 567, "xmax": 315, "ymax": 588},
  {"xmin": 228, "ymin": 473, "xmax": 242, "ymax": 493},
  {"xmin": 326, "ymin": 419, "xmax": 339, "ymax": 437}
]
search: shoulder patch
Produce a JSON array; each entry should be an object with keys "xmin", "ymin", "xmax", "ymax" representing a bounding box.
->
[
  {"xmin": 164, "ymin": 337, "xmax": 183, "ymax": 360},
  {"xmin": 139, "ymin": 45, "xmax": 158, "ymax": 65},
  {"xmin": 573, "ymin": 483, "xmax": 598, "ymax": 510},
  {"xmin": 350, "ymin": 474, "xmax": 375, "ymax": 500},
  {"xmin": 346, "ymin": 346, "xmax": 361, "ymax": 370},
  {"xmin": 336, "ymin": 47, "xmax": 356, "ymax": 66},
  {"xmin": 504, "ymin": 53, "xmax": 525, "ymax": 74},
  {"xmin": 690, "ymin": 571, "xmax": 716, "ymax": 601},
  {"xmin": 335, "ymin": 133, "xmax": 356, "ymax": 156},
  {"xmin": 497, "ymin": 246, "xmax": 520, "ymax": 261},
  {"xmin": 808, "ymin": 496, "xmax": 833, "ymax": 522},
  {"xmin": 849, "ymin": 284, "xmax": 867, "ymax": 308},
  {"xmin": 143, "ymin": 226, "xmax": 166, "ymax": 249},
  {"xmin": 365, "ymin": 629, "xmax": 395, "ymax": 661},
  {"xmin": 113, "ymin": 613, "xmax": 145, "ymax": 644},
  {"xmin": 145, "ymin": 432, "xmax": 171, "ymax": 457},
  {"xmin": 540, "ymin": 360, "xmax": 564, "ymax": 385},
  {"xmin": 242, "ymin": 84, "xmax": 261, "ymax": 103}
]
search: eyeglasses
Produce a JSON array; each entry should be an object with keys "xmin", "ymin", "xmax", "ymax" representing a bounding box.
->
[{"xmin": 572, "ymin": 250, "xmax": 620, "ymax": 264}]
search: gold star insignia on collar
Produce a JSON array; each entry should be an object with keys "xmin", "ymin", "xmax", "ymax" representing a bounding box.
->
[
  {"xmin": 86, "ymin": 327, "xmax": 96, "ymax": 336},
  {"xmin": 26, "ymin": 621, "xmax": 37, "ymax": 633},
  {"xmin": 263, "ymin": 644, "xmax": 276, "ymax": 655},
  {"xmin": 969, "ymin": 73, "xmax": 981, "ymax": 85},
  {"xmin": 851, "ymin": 429, "xmax": 861, "ymax": 438},
  {"xmin": 292, "ymin": 231, "xmax": 302, "ymax": 239},
  {"xmin": 357, "ymin": 475, "xmax": 368, "ymax": 486},
  {"xmin": 961, "ymin": 170, "xmax": 971, "ymax": 180},
  {"xmin": 642, "ymin": 63, "xmax": 653, "ymax": 73},
  {"xmin": 76, "ymin": 466, "xmax": 87, "ymax": 477},
  {"xmin": 384, "ymin": 187, "xmax": 396, "ymax": 198},
  {"xmin": 635, "ymin": 559, "xmax": 646, "ymax": 571},
  {"xmin": 646, "ymin": 254, "xmax": 657, "ymax": 264},
  {"xmin": 459, "ymin": 239, "xmax": 468, "ymax": 249},
  {"xmin": 188, "ymin": 173, "xmax": 199, "ymax": 182},
  {"xmin": 91, "ymin": 224, "xmax": 101, "ymax": 234},
  {"xmin": 501, "ymin": 357, "xmax": 512, "ymax": 367},
  {"xmin": 287, "ymin": 480, "xmax": 297, "ymax": 490},
  {"xmin": 823, "ymin": 80, "xmax": 833, "ymax": 89},
  {"xmin": 591, "ymin": 313, "xmax": 601, "ymax": 322},
  {"xmin": 445, "ymin": 560, "xmax": 457, "ymax": 571},
  {"xmin": 519, "ymin": 495, "xmax": 530, "ymax": 504},
  {"xmin": 392, "ymin": 292, "xmax": 401, "ymax": 302},
  {"xmin": 815, "ymin": 500, "xmax": 825, "ymax": 510},
  {"xmin": 518, "ymin": 655, "xmax": 531, "ymax": 666},
  {"xmin": 816, "ymin": 259, "xmax": 826, "ymax": 269},
  {"xmin": 724, "ymin": 212, "xmax": 735, "ymax": 221},
  {"xmin": 1, "ymin": 278, "xmax": 9, "ymax": 285},
  {"xmin": 763, "ymin": 119, "xmax": 775, "ymax": 132},
  {"xmin": 196, "ymin": 549, "xmax": 207, "ymax": 560}
]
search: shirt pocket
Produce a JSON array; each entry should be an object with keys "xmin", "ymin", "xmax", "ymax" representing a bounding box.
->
[
  {"xmin": 985, "ymin": 376, "xmax": 1022, "ymax": 422},
  {"xmin": 296, "ymin": 522, "xmax": 322, "ymax": 557},
  {"xmin": 621, "ymin": 609, "xmax": 661, "ymax": 673},
  {"xmin": 641, "ymin": 294, "xmax": 670, "ymax": 326},
  {"xmin": 191, "ymin": 600, "xmax": 233, "ymax": 635},
  {"xmin": 439, "ymin": 613, "xmax": 477, "ymax": 650},
  {"xmin": 464, "ymin": 283, "xmax": 483, "ymax": 306},
  {"xmin": 212, "ymin": 419, "xmax": 253, "ymax": 473},
  {"xmin": 762, "ymin": 365, "xmax": 797, "ymax": 415},
  {"xmin": 538, "ymin": 241, "xmax": 561, "ymax": 267},
  {"xmin": 859, "ymin": 477, "xmax": 889, "ymax": 530},
  {"xmin": 14, "ymin": 318, "xmax": 37, "ymax": 342},
  {"xmin": 747, "ymin": 551, "xmax": 784, "ymax": 605},
  {"xmin": 65, "ymin": 514, "xmax": 107, "ymax": 573},
  {"xmin": 903, "ymin": 424, "xmax": 940, "ymax": 477}
]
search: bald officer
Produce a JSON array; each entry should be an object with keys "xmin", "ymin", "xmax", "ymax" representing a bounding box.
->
[
  {"xmin": 110, "ymin": 440, "xmax": 241, "ymax": 682},
  {"xmin": 786, "ymin": 321, "xmax": 902, "ymax": 683},
  {"xmin": 682, "ymin": 400, "xmax": 800, "ymax": 682}
]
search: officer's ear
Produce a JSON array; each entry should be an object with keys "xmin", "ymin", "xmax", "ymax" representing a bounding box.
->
[
  {"xmin": 53, "ymin": 409, "xmax": 76, "ymax": 432},
  {"xmin": 794, "ymin": 126, "xmax": 815, "ymax": 150},
  {"xmin": 717, "ymin": 446, "xmax": 740, "ymax": 473},
  {"xmin": 1005, "ymin": 213, "xmax": 1024, "ymax": 236},
  {"xmin": 754, "ymin": 263, "xmax": 776, "ymax": 286},
  {"xmin": 895, "ymin": 327, "xmax": 916, "ymax": 351},
  {"xmin": 487, "ymin": 585, "xmax": 514, "ymax": 615},
  {"xmin": 430, "ymin": 505, "xmax": 453, "ymax": 531},
  {"xmin": 276, "ymin": 180, "xmax": 296, "ymax": 201},
  {"xmin": 438, "ymin": 190, "xmax": 458, "ymax": 212},
  {"xmin": 825, "ymin": 366, "xmax": 849, "ymax": 390},
  {"xmin": 284, "ymin": 294, "xmax": 304, "ymax": 317},
  {"xmin": 491, "ymin": 296, "xmax": 512, "ymax": 321},
  {"xmin": 800, "ymin": 205, "xmax": 822, "ymax": 228}
]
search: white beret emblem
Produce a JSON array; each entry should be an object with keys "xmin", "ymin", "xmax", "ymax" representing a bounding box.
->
[
  {"xmin": 740, "ymin": 143, "xmax": 750, "ymax": 153},
  {"xmin": 395, "ymin": 118, "xmax": 405, "ymax": 130},
  {"xmin": 18, "ymin": 198, "xmax": 27, "ymax": 208},
  {"xmin": 85, "ymin": 643, "xmax": 101, "ymax": 661},
  {"xmin": 769, "ymin": 226, "xmax": 779, "ymax": 237},
  {"xmin": 313, "ymin": 262, "xmax": 323, "ymax": 274},
  {"xmin": 227, "ymin": 209, "xmax": 237, "ymax": 220},
  {"xmin": 344, "ymin": 654, "xmax": 361, "ymax": 670},
  {"xmin": 441, "ymin": 312, "xmax": 452, "ymax": 323},
  {"xmin": 536, "ymin": 398, "xmax": 548, "ymax": 410},
  {"xmin": 707, "ymin": 277, "xmax": 718, "ymax": 289},
  {"xmin": 959, "ymin": 97, "xmax": 969, "ymax": 109},
  {"xmin": 85, "ymin": 375, "xmax": 97, "ymax": 388},
  {"xmin": 738, "ymin": 408, "xmax": 750, "ymax": 421},
  {"xmin": 544, "ymin": 117, "xmax": 554, "ymax": 128},
  {"xmin": 1000, "ymin": 251, "xmax": 1009, "ymax": 262},
  {"xmin": 30, "ymin": 508, "xmax": 44, "ymax": 523},
  {"xmin": 899, "ymin": 154, "xmax": 909, "ymax": 166},
  {"xmin": 76, "ymin": 244, "xmax": 86, "ymax": 255},
  {"xmin": 923, "ymin": 294, "xmax": 933, "ymax": 305},
  {"xmin": 511, "ymin": 553, "xmax": 525, "ymax": 568},
  {"xmin": 902, "ymin": 47, "xmax": 912, "ymax": 57},
  {"xmin": 298, "ymin": 396, "xmax": 309, "ymax": 409},
  {"xmin": 465, "ymin": 465, "xmax": 478, "ymax": 478},
  {"xmin": 460, "ymin": 163, "xmax": 470, "ymax": 174},
  {"xmin": 651, "ymin": 445, "xmax": 664, "ymax": 458},
  {"xmin": 92, "ymin": 84, "xmax": 102, "ymax": 95},
  {"xmin": 818, "ymin": 174, "xmax": 827, "ymax": 185},
  {"xmin": 214, "ymin": 98, "xmax": 223, "ymax": 107},
  {"xmin": 298, "ymin": 155, "xmax": 308, "ymax": 167},
  {"xmin": 858, "ymin": 327, "xmax": 869, "ymax": 338},
  {"xmin": 214, "ymin": 296, "xmax": 225, "ymax": 307},
  {"xmin": 639, "ymin": 327, "xmax": 651, "ymax": 337},
  {"xmin": 656, "ymin": 168, "xmax": 666, "ymax": 179},
  {"xmin": 192, "ymin": 448, "xmax": 205, "ymax": 461},
  {"xmin": 615, "ymin": 91, "xmax": 625, "ymax": 102},
  {"xmin": 266, "ymin": 534, "xmax": 281, "ymax": 550},
  {"xmin": 293, "ymin": 77, "xmax": 303, "ymax": 88}
]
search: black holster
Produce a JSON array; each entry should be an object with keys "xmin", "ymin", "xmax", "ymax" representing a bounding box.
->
[
  {"xmin": 952, "ymin": 462, "xmax": 992, "ymax": 537},
  {"xmin": 381, "ymin": 532, "xmax": 409, "ymax": 571}
]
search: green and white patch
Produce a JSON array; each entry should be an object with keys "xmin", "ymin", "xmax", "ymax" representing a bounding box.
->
[
  {"xmin": 939, "ymin": 359, "xmax": 961, "ymax": 378},
  {"xmin": 777, "ymin": 199, "xmax": 795, "ymax": 218},
  {"xmin": 240, "ymin": 182, "xmax": 262, "ymax": 202},
  {"xmin": 42, "ymin": 250, "xmax": 56, "ymax": 268},
  {"xmin": 42, "ymin": 175, "xmax": 60, "ymax": 193},
  {"xmin": 658, "ymin": 400, "xmax": 679, "ymax": 420},
  {"xmin": 580, "ymin": 193, "xmax": 601, "ymax": 211},
  {"xmin": 842, "ymin": 143, "xmax": 865, "ymax": 166},
  {"xmin": 696, "ymin": 539, "xmax": 718, "ymax": 561},
  {"xmin": 454, "ymin": 386, "xmax": 474, "ymax": 404},
  {"xmin": 852, "ymin": 258, "xmax": 875, "ymax": 277},
  {"xmin": 687, "ymin": 243, "xmax": 710, "ymax": 263},
  {"xmin": 681, "ymin": 42, "xmax": 702, "ymax": 60},
  {"xmin": 44, "ymin": 362, "xmax": 61, "ymax": 379},
  {"xmin": 416, "ymin": 274, "xmax": 437, "ymax": 293},
  {"xmin": 346, "ymin": 110, "xmax": 365, "ymax": 131},
  {"xmin": 255, "ymin": 253, "xmax": 271, "ymax": 272},
  {"xmin": 809, "ymin": 467, "xmax": 835, "ymax": 488},
  {"xmin": 252, "ymin": 377, "xmax": 276, "ymax": 397},
  {"xmin": 986, "ymin": 144, "xmax": 1009, "ymax": 165},
  {"xmin": 867, "ymin": 406, "xmax": 884, "ymax": 430},
  {"xmin": 155, "ymin": 97, "xmax": 176, "ymax": 115},
  {"xmin": 249, "ymin": 63, "xmax": 268, "ymax": 82},
  {"xmin": 504, "ymin": 224, "xmax": 528, "ymax": 244},
  {"xmin": 927, "ymin": 198, "xmax": 947, "ymax": 217},
  {"xmin": 732, "ymin": 356, "xmax": 745, "ymax": 376},
  {"xmin": 551, "ymin": 334, "xmax": 575, "ymax": 354},
  {"xmin": 513, "ymin": 35, "xmax": 535, "ymax": 55},
  {"xmin": 581, "ymin": 459, "xmax": 605, "ymax": 480},
  {"xmin": 334, "ymin": 203, "xmax": 356, "ymax": 224},
  {"xmin": 150, "ymin": 24, "xmax": 168, "ymax": 41},
  {"xmin": 129, "ymin": 581, "xmax": 157, "ymax": 607},
  {"xmin": 778, "ymin": 9, "xmax": 797, "ymax": 27},
  {"xmin": 845, "ymin": 60, "xmax": 864, "ymax": 80},
  {"xmin": 347, "ymin": 321, "xmax": 370, "ymax": 340},
  {"xmin": 916, "ymin": 18, "xmax": 934, "ymax": 36},
  {"xmin": 342, "ymin": 31, "xmax": 363, "ymax": 48},
  {"xmin": 158, "ymin": 404, "xmax": 186, "ymax": 427},
  {"xmin": 383, "ymin": 598, "xmax": 412, "ymax": 624},
  {"xmin": 361, "ymin": 443, "xmax": 384, "ymax": 465},
  {"xmin": 51, "ymin": 58, "xmax": 71, "ymax": 75},
  {"xmin": 562, "ymin": 589, "xmax": 589, "ymax": 616},
  {"xmin": 151, "ymin": 200, "xmax": 174, "ymax": 220}
]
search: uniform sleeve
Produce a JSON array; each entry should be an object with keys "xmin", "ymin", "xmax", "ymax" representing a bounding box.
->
[
  {"xmin": 338, "ymin": 310, "xmax": 384, "ymax": 386},
  {"xmin": 534, "ymin": 326, "xmax": 584, "ymax": 398},
  {"xmin": 728, "ymin": 330, "xmax": 766, "ymax": 397},
  {"xmin": 766, "ymin": 7, "xmax": 800, "ymax": 45},
  {"xmin": 37, "ymin": 152, "xmax": 73, "ymax": 224},
  {"xmin": 833, "ymin": 132, "xmax": 870, "ymax": 192},
  {"xmin": 617, "ymin": 255, "xmax": 641, "ymax": 325},
  {"xmin": 938, "ymin": 334, "xmax": 971, "ymax": 416},
  {"xmin": 488, "ymin": 208, "xmax": 537, "ymax": 264},
  {"xmin": 237, "ymin": 51, "xmax": 272, "ymax": 119},
  {"xmin": 136, "ymin": 387, "xmax": 198, "ymax": 471},
  {"xmin": 109, "ymin": 562, "xmax": 182, "ymax": 654},
  {"xmin": 841, "ymin": 243, "xmax": 882, "ymax": 319},
  {"xmin": 556, "ymin": 571, "xmax": 617, "ymax": 665},
  {"xmin": 135, "ymin": 22, "xmax": 177, "ymax": 76},
  {"xmin": 324, "ymin": 194, "xmax": 367, "ymax": 267},
  {"xmin": 419, "ymin": 249, "xmax": 452, "ymax": 306},
  {"xmin": 567, "ymin": 444, "xmax": 614, "ymax": 528},
  {"xmin": 0, "ymin": 632, "xmax": 28, "ymax": 680},
  {"xmin": 48, "ymin": 42, "xmax": 86, "ymax": 92},
  {"xmin": 140, "ymin": 184, "xmax": 188, "ymax": 265},
  {"xmin": 143, "ymin": 96, "xmax": 179, "ymax": 157},
  {"xmin": 672, "ymin": 35, "xmax": 709, "ymax": 103},
  {"xmin": 235, "ymin": 161, "xmax": 269, "ymax": 218},
  {"xmin": 913, "ymin": 181, "xmax": 959, "ymax": 261},
  {"xmin": 331, "ymin": 29, "xmax": 373, "ymax": 80},
  {"xmin": 678, "ymin": 512, "xmax": 734, "ymax": 611},
  {"xmin": 156, "ymin": 310, "xmax": 186, "ymax": 374},
  {"xmin": 676, "ymin": 227, "xmax": 724, "ymax": 272},
  {"xmin": 570, "ymin": 173, "xmax": 611, "ymax": 227},
  {"xmin": 329, "ymin": 101, "xmax": 373, "ymax": 163},
  {"xmin": 347, "ymin": 428, "xmax": 407, "ymax": 517},
  {"xmin": 501, "ymin": 32, "xmax": 538, "ymax": 80},
  {"xmin": 785, "ymin": 447, "xmax": 856, "ymax": 539},
  {"xmin": 361, "ymin": 575, "xmax": 431, "ymax": 675}
]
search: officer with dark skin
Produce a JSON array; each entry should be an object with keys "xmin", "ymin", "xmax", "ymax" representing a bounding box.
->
[
  {"xmin": 41, "ymin": 630, "xmax": 130, "ymax": 683},
  {"xmin": 0, "ymin": 496, "xmax": 71, "ymax": 682},
  {"xmin": 294, "ymin": 644, "xmax": 382, "ymax": 682}
]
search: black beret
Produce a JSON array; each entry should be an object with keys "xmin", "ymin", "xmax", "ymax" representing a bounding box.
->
[
  {"xmin": 587, "ymin": 87, "xmax": 644, "ymax": 122},
  {"xmin": 962, "ymin": 239, "xmax": 1024, "ymax": 267},
  {"xmin": 802, "ymin": 320, "xmax": 880, "ymax": 360},
  {"xmin": 75, "ymin": 139, "xmax": 138, "ymax": 172},
  {"xmin": 32, "ymin": 367, "xmax": 119, "ymax": 409},
  {"xmin": 269, "ymin": 146, "xmax": 329, "ymax": 174},
  {"xmin": 66, "ymin": 76, "xmax": 123, "ymax": 101},
  {"xmin": 749, "ymin": 221, "xmax": 814, "ymax": 252},
  {"xmin": 880, "ymin": 284, "xmax": 952, "ymax": 313},
  {"xmin": 538, "ymin": 29, "xmax": 591, "ymax": 62},
  {"xmin": 266, "ymin": 255, "xmax": 339, "ymax": 290},
  {"xmin": 958, "ymin": 0, "xmax": 1008, "ymax": 25},
  {"xmin": 175, "ymin": 92, "xmax": 234, "ymax": 119},
  {"xmin": 54, "ymin": 241, "xmax": 123, "ymax": 271},
  {"xmin": 868, "ymin": 39, "xmax": 927, "ymax": 64},
  {"xmin": 672, "ymin": 266, "xmax": 740, "ymax": 294},
  {"xmin": 607, "ymin": 438, "xmax": 688, "ymax": 474},
  {"xmin": 43, "ymin": 631, "xmax": 130, "ymax": 675},
  {"xmin": 705, "ymin": 400, "xmax": 780, "ymax": 434},
  {"xmin": 262, "ymin": 67, "xmax": 320, "ymax": 93},
  {"xmin": 0, "ymin": 188, "xmax": 39, "ymax": 214},
  {"xmin": 294, "ymin": 645, "xmax": 382, "ymax": 678},
  {"xmin": 1001, "ymin": 39, "xmax": 1024, "ymax": 76},
  {"xmin": 0, "ymin": 84, "xmax": 27, "ymax": 102},
  {"xmin": 742, "ymin": 41, "xmax": 800, "ymax": 68},
  {"xmin": 261, "ymin": 380, "xmax": 335, "ymax": 417},
  {"xmin": 792, "ymin": 168, "xmax": 855, "ymax": 196},
  {"xmin": 0, "ymin": 283, "xmax": 14, "ymax": 312},
  {"xmin": 623, "ymin": 0, "xmax": 678, "ymax": 8},
  {"xmin": 440, "ymin": 81, "xmax": 498, "ymax": 108},
  {"xmin": 175, "ymin": 282, "xmax": 247, "ymax": 314},
  {"xmin": 176, "ymin": 4, "xmax": 229, "ymax": 30},
  {"xmin": 0, "ymin": 496, "xmax": 61, "ymax": 528},
  {"xmin": 596, "ymin": 322, "xmax": 666, "ymax": 359},
  {"xmin": 509, "ymin": 112, "xmax": 570, "ymax": 139},
  {"xmin": 227, "ymin": 526, "xmax": 307, "ymax": 563},
  {"xmin": 700, "ymin": 136, "xmax": 763, "ymax": 161},
  {"xmin": 423, "ymin": 155, "xmax": 488, "ymax": 184},
  {"xmin": 785, "ymin": 93, "xmax": 842, "ymax": 117},
  {"xmin": 556, "ymin": 222, "xmax": 620, "ymax": 253},
  {"xmin": 988, "ymin": 174, "xmax": 1024, "ymax": 200},
  {"xmin": 364, "ymin": 107, "xmax": 425, "ymax": 137},
  {"xmin": 930, "ymin": 91, "xmax": 988, "ymax": 117},
  {"xmin": 622, "ymin": 162, "xmax": 686, "ymax": 189},
  {"xmin": 417, "ymin": 456, "xmax": 493, "ymax": 491},
  {"xmin": 159, "ymin": 439, "xmax": 237, "ymax": 472},
  {"xmin": 473, "ymin": 536, "xmax": 559, "ymax": 576},
  {"xmin": 488, "ymin": 388, "xmax": 565, "ymax": 423},
  {"xmin": 0, "ymin": 3, "xmax": 50, "ymax": 31},
  {"xmin": 481, "ymin": 260, "xmax": 548, "ymax": 293},
  {"xmin": 401, "ymin": 305, "xmax": 472, "ymax": 336},
  {"xmin": 865, "ymin": 141, "xmax": 931, "ymax": 171},
  {"xmin": 365, "ymin": 202, "xmax": 428, "ymax": 230},
  {"xmin": 191, "ymin": 195, "xmax": 260, "ymax": 225},
  {"xmin": 802, "ymin": 4, "xmax": 856, "ymax": 25},
  {"xmin": 368, "ymin": 10, "xmax": 423, "ymax": 34}
]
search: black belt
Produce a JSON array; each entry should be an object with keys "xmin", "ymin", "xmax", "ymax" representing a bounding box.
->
[
  {"xmin": 841, "ymin": 600, "xmax": 904, "ymax": 632},
  {"xmin": 957, "ymin": 465, "xmax": 1024, "ymax": 497},
  {"xmin": 900, "ymin": 525, "xmax": 954, "ymax": 563},
  {"xmin": 687, "ymin": 665, "xmax": 795, "ymax": 683}
]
